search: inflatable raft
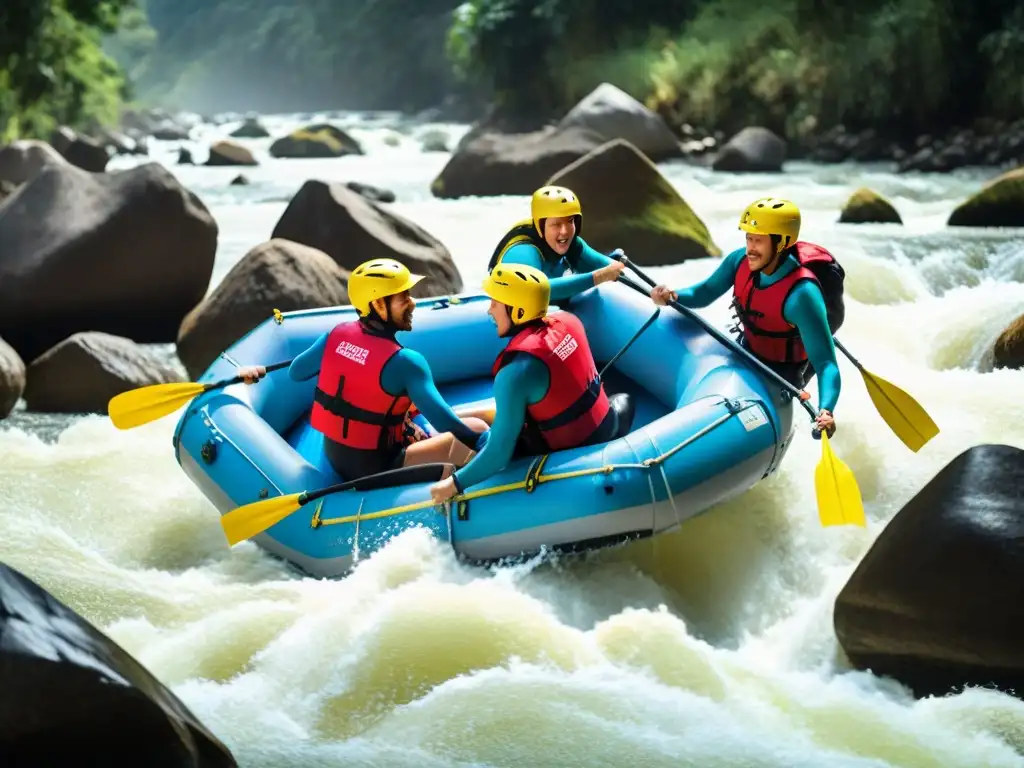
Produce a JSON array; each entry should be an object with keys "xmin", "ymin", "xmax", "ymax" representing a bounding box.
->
[{"xmin": 173, "ymin": 282, "xmax": 798, "ymax": 578}]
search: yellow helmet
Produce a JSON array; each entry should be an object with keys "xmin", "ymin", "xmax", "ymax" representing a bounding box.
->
[
  {"xmin": 738, "ymin": 197, "xmax": 801, "ymax": 251},
  {"xmin": 348, "ymin": 258, "xmax": 424, "ymax": 317},
  {"xmin": 531, "ymin": 185, "xmax": 582, "ymax": 238},
  {"xmin": 482, "ymin": 263, "xmax": 550, "ymax": 325}
]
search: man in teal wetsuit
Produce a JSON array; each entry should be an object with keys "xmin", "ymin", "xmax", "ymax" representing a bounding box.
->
[
  {"xmin": 429, "ymin": 263, "xmax": 634, "ymax": 504},
  {"xmin": 487, "ymin": 185, "xmax": 625, "ymax": 301},
  {"xmin": 238, "ymin": 258, "xmax": 489, "ymax": 481},
  {"xmin": 650, "ymin": 197, "xmax": 842, "ymax": 437}
]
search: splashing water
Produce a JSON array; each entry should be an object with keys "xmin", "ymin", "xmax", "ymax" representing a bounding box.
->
[{"xmin": 2, "ymin": 114, "xmax": 1023, "ymax": 767}]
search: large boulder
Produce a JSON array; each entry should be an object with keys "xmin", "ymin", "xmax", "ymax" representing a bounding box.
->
[
  {"xmin": 272, "ymin": 181, "xmax": 461, "ymax": 298},
  {"xmin": 0, "ymin": 141, "xmax": 67, "ymax": 187},
  {"xmin": 834, "ymin": 444, "xmax": 1024, "ymax": 698},
  {"xmin": 430, "ymin": 125, "xmax": 605, "ymax": 199},
  {"xmin": 838, "ymin": 188, "xmax": 903, "ymax": 224},
  {"xmin": 548, "ymin": 139, "xmax": 720, "ymax": 265},
  {"xmin": 0, "ymin": 336, "xmax": 25, "ymax": 418},
  {"xmin": 712, "ymin": 126, "xmax": 787, "ymax": 172},
  {"xmin": 23, "ymin": 332, "xmax": 183, "ymax": 414},
  {"xmin": 205, "ymin": 141, "xmax": 257, "ymax": 166},
  {"xmin": 993, "ymin": 313, "xmax": 1024, "ymax": 370},
  {"xmin": 558, "ymin": 83, "xmax": 682, "ymax": 162},
  {"xmin": 947, "ymin": 167, "xmax": 1024, "ymax": 227},
  {"xmin": 176, "ymin": 239, "xmax": 351, "ymax": 378},
  {"xmin": 0, "ymin": 562, "xmax": 236, "ymax": 766},
  {"xmin": 0, "ymin": 162, "xmax": 218, "ymax": 362},
  {"xmin": 269, "ymin": 123, "xmax": 363, "ymax": 159}
]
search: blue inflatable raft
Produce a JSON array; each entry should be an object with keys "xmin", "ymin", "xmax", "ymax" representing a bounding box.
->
[{"xmin": 173, "ymin": 282, "xmax": 798, "ymax": 578}]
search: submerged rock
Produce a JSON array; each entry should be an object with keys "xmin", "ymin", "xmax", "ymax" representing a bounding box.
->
[
  {"xmin": 838, "ymin": 188, "xmax": 903, "ymax": 224},
  {"xmin": 947, "ymin": 166, "xmax": 1024, "ymax": 227}
]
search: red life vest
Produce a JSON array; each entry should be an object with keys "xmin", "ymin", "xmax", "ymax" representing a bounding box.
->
[
  {"xmin": 732, "ymin": 241, "xmax": 836, "ymax": 364},
  {"xmin": 491, "ymin": 311, "xmax": 610, "ymax": 452},
  {"xmin": 310, "ymin": 321, "xmax": 411, "ymax": 450}
]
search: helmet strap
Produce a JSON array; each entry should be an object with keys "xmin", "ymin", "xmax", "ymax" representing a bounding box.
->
[{"xmin": 362, "ymin": 298, "xmax": 400, "ymax": 336}]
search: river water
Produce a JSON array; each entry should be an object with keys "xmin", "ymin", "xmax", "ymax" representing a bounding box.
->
[{"xmin": 2, "ymin": 112, "xmax": 1024, "ymax": 767}]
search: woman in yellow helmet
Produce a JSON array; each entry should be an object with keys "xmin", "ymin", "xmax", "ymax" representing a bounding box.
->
[
  {"xmin": 238, "ymin": 259, "xmax": 490, "ymax": 481},
  {"xmin": 486, "ymin": 185, "xmax": 625, "ymax": 301},
  {"xmin": 429, "ymin": 263, "xmax": 633, "ymax": 504},
  {"xmin": 650, "ymin": 197, "xmax": 844, "ymax": 437}
]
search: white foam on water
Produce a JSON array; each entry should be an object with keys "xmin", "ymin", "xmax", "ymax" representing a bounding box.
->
[{"xmin": 6, "ymin": 115, "xmax": 1024, "ymax": 766}]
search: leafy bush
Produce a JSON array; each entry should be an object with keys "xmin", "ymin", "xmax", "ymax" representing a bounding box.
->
[{"xmin": 447, "ymin": 0, "xmax": 1024, "ymax": 138}]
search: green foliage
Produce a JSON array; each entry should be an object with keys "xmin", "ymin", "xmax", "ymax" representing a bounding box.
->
[
  {"xmin": 1, "ymin": 0, "xmax": 133, "ymax": 141},
  {"xmin": 446, "ymin": 0, "xmax": 697, "ymax": 121},
  {"xmin": 447, "ymin": 0, "xmax": 1024, "ymax": 139},
  {"xmin": 978, "ymin": 6, "xmax": 1024, "ymax": 121}
]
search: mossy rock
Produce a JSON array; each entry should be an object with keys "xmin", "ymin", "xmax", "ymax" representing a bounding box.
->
[
  {"xmin": 993, "ymin": 313, "xmax": 1024, "ymax": 370},
  {"xmin": 269, "ymin": 123, "xmax": 363, "ymax": 159},
  {"xmin": 547, "ymin": 138, "xmax": 720, "ymax": 265},
  {"xmin": 948, "ymin": 167, "xmax": 1024, "ymax": 227},
  {"xmin": 839, "ymin": 188, "xmax": 902, "ymax": 224}
]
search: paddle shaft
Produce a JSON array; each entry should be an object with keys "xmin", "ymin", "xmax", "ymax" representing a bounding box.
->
[
  {"xmin": 296, "ymin": 464, "xmax": 450, "ymax": 508},
  {"xmin": 599, "ymin": 305, "xmax": 661, "ymax": 379},
  {"xmin": 208, "ymin": 359, "xmax": 292, "ymax": 392},
  {"xmin": 615, "ymin": 259, "xmax": 820, "ymax": 423},
  {"xmin": 831, "ymin": 337, "xmax": 863, "ymax": 372}
]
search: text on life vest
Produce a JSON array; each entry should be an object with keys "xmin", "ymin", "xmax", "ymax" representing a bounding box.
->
[{"xmin": 335, "ymin": 341, "xmax": 369, "ymax": 365}]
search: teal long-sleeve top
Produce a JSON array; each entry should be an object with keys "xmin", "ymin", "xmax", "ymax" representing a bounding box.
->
[
  {"xmin": 673, "ymin": 247, "xmax": 841, "ymax": 412},
  {"xmin": 499, "ymin": 236, "xmax": 614, "ymax": 301},
  {"xmin": 289, "ymin": 329, "xmax": 484, "ymax": 449},
  {"xmin": 453, "ymin": 355, "xmax": 548, "ymax": 490}
]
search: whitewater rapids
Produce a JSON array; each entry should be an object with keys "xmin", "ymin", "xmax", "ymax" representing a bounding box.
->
[{"xmin": 2, "ymin": 112, "xmax": 1023, "ymax": 767}]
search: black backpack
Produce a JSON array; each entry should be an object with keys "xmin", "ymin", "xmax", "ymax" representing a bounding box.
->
[{"xmin": 804, "ymin": 256, "xmax": 847, "ymax": 335}]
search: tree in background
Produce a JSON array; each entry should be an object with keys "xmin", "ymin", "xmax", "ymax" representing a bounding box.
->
[
  {"xmin": 446, "ymin": 0, "xmax": 1024, "ymax": 139},
  {"xmin": 1, "ymin": 0, "xmax": 133, "ymax": 140}
]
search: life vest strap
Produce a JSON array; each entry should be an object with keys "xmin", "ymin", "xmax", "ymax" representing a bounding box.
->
[
  {"xmin": 314, "ymin": 386, "xmax": 405, "ymax": 426},
  {"xmin": 533, "ymin": 375, "xmax": 602, "ymax": 432}
]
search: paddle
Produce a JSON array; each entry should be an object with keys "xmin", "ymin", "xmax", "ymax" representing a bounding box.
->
[
  {"xmin": 220, "ymin": 475, "xmax": 366, "ymax": 546},
  {"xmin": 815, "ymin": 432, "xmax": 866, "ymax": 527},
  {"xmin": 831, "ymin": 338, "xmax": 939, "ymax": 453},
  {"xmin": 108, "ymin": 360, "xmax": 292, "ymax": 430},
  {"xmin": 615, "ymin": 255, "xmax": 865, "ymax": 529}
]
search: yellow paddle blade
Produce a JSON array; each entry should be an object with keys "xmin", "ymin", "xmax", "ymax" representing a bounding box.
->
[
  {"xmin": 814, "ymin": 432, "xmax": 866, "ymax": 528},
  {"xmin": 107, "ymin": 381, "xmax": 207, "ymax": 430},
  {"xmin": 860, "ymin": 369, "xmax": 939, "ymax": 453},
  {"xmin": 220, "ymin": 493, "xmax": 305, "ymax": 547}
]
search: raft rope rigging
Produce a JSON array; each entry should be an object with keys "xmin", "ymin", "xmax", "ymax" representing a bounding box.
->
[{"xmin": 310, "ymin": 396, "xmax": 764, "ymax": 532}]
